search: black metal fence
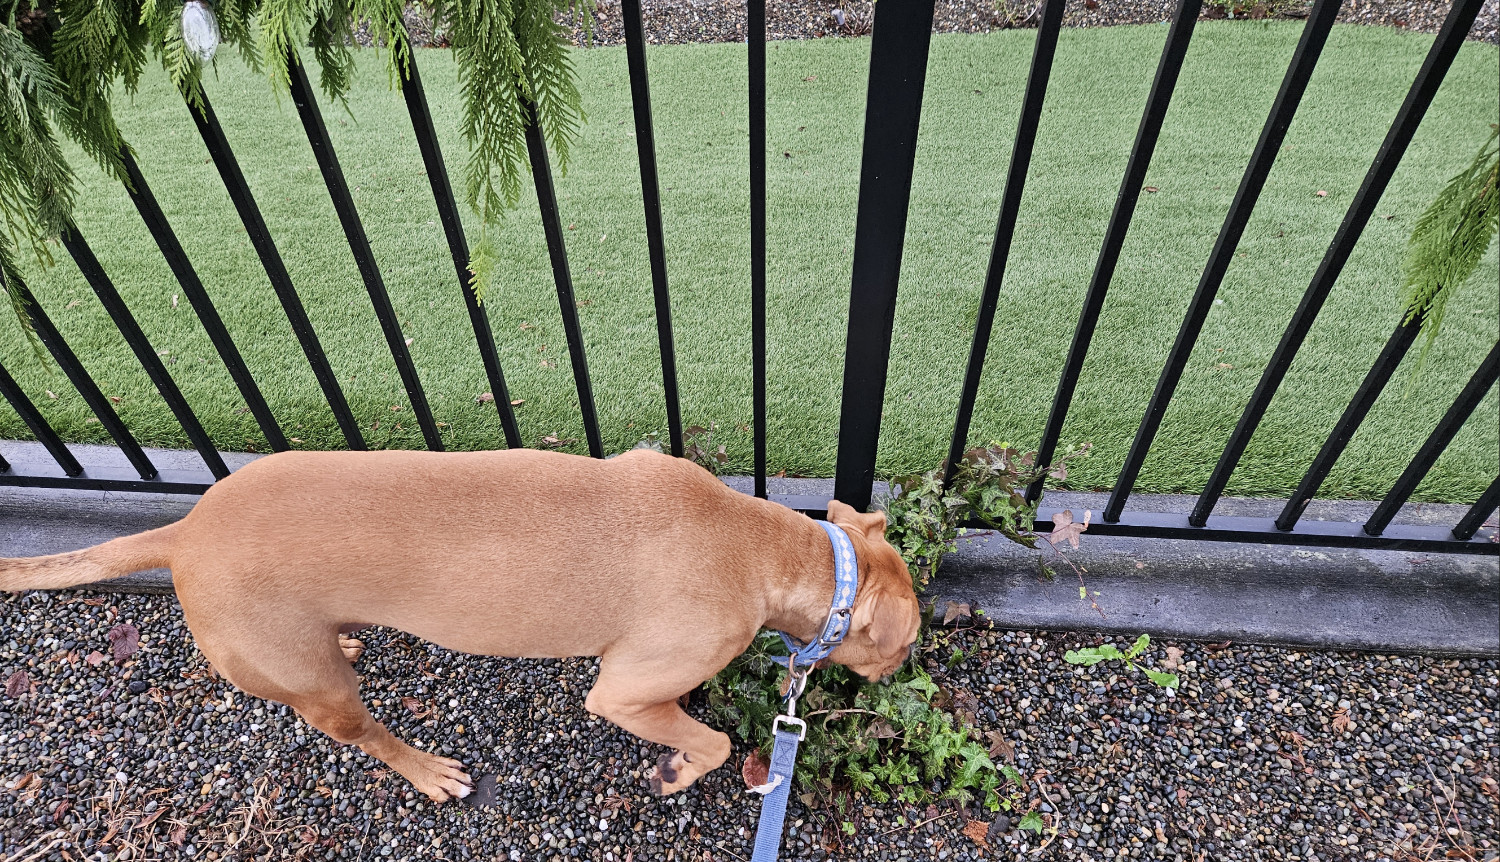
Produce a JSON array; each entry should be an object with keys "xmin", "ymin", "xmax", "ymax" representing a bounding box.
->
[{"xmin": 0, "ymin": 0, "xmax": 1496, "ymax": 557}]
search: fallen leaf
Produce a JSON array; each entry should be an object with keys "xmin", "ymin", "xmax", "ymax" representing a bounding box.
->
[
  {"xmin": 404, "ymin": 337, "xmax": 414, "ymax": 347},
  {"xmin": 985, "ymin": 730, "xmax": 1015, "ymax": 762},
  {"xmin": 803, "ymin": 75, "xmax": 817, "ymax": 81},
  {"xmin": 1048, "ymin": 509, "xmax": 1090, "ymax": 550},
  {"xmin": 109, "ymin": 396, "xmax": 122, "ymax": 404},
  {"xmin": 65, "ymin": 300, "xmax": 82, "ymax": 309},
  {"xmin": 4, "ymin": 670, "xmax": 30, "ymax": 698},
  {"xmin": 390, "ymin": 405, "xmax": 404, "ymax": 412},
  {"xmin": 510, "ymin": 399, "xmax": 524, "ymax": 406},
  {"xmin": 1216, "ymin": 363, "xmax": 1234, "ymax": 369},
  {"xmin": 942, "ymin": 600, "xmax": 972, "ymax": 625},
  {"xmin": 866, "ymin": 718, "xmax": 900, "ymax": 739},
  {"xmin": 1332, "ymin": 706, "xmax": 1351, "ymax": 732},
  {"xmin": 290, "ymin": 437, "xmax": 304, "ymax": 443},
  {"xmin": 567, "ymin": 223, "xmax": 576, "ymax": 230},
  {"xmin": 84, "ymin": 651, "xmax": 106, "ymax": 666},
  {"xmin": 1163, "ymin": 646, "xmax": 1184, "ymax": 671},
  {"xmin": 962, "ymin": 819, "xmax": 990, "ymax": 851},
  {"xmin": 1084, "ymin": 0, "xmax": 1099, "ymax": 7},
  {"xmin": 476, "ymin": 392, "xmax": 494, "ymax": 404},
  {"xmin": 519, "ymin": 322, "xmax": 535, "ymax": 330},
  {"xmin": 171, "ymin": 294, "xmax": 179, "ymax": 308},
  {"xmin": 1315, "ymin": 190, "xmax": 1327, "ymax": 197},
  {"xmin": 46, "ymin": 390, "xmax": 57, "ymax": 399},
  {"xmin": 401, "ymin": 697, "xmax": 431, "ymax": 718},
  {"xmin": 107, "ymin": 623, "xmax": 140, "ymax": 664},
  {"xmin": 1142, "ymin": 185, "xmax": 1159, "ymax": 193},
  {"xmin": 10, "ymin": 772, "xmax": 36, "ymax": 791},
  {"xmin": 171, "ymin": 821, "xmax": 189, "ymax": 846},
  {"xmin": 741, "ymin": 750, "xmax": 770, "ymax": 789},
  {"xmin": 52, "ymin": 799, "xmax": 71, "ymax": 824}
]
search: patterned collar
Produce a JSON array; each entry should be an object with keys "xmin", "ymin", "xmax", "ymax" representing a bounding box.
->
[{"xmin": 775, "ymin": 520, "xmax": 859, "ymax": 669}]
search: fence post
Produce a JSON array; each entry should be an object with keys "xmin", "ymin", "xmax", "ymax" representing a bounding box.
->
[{"xmin": 831, "ymin": 0, "xmax": 937, "ymax": 512}]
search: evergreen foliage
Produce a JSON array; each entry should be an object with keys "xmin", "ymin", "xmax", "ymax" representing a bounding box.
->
[
  {"xmin": 1400, "ymin": 126, "xmax": 1499, "ymax": 364},
  {"xmin": 0, "ymin": 0, "xmax": 589, "ymax": 341}
]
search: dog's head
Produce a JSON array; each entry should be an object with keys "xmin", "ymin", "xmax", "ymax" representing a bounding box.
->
[{"xmin": 824, "ymin": 500, "xmax": 922, "ymax": 682}]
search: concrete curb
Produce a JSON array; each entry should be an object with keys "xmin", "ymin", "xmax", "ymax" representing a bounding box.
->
[{"xmin": 3, "ymin": 442, "xmax": 1496, "ymax": 655}]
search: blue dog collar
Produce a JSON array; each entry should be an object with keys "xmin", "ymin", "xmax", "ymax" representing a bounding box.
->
[{"xmin": 774, "ymin": 519, "xmax": 859, "ymax": 669}]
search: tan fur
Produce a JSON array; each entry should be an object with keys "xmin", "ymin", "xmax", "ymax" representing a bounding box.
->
[{"xmin": 0, "ymin": 448, "xmax": 920, "ymax": 802}]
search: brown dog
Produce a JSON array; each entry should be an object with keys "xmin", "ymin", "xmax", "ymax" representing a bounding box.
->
[{"xmin": 0, "ymin": 448, "xmax": 921, "ymax": 802}]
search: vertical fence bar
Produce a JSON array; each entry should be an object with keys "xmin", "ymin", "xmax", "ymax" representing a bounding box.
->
[
  {"xmin": 831, "ymin": 0, "xmax": 938, "ymax": 512},
  {"xmin": 0, "ymin": 448, "xmax": 9, "ymax": 472},
  {"xmin": 942, "ymin": 0, "xmax": 1066, "ymax": 489},
  {"xmin": 396, "ymin": 51, "xmax": 524, "ymax": 450},
  {"xmin": 1189, "ymin": 0, "xmax": 1485, "ymax": 525},
  {"xmin": 524, "ymin": 105, "xmax": 605, "ymax": 459},
  {"xmin": 1275, "ymin": 315, "xmax": 1423, "ymax": 531},
  {"xmin": 1025, "ymin": 0, "xmax": 1199, "ymax": 504},
  {"xmin": 1104, "ymin": 0, "xmax": 1343, "ymax": 523},
  {"xmin": 185, "ymin": 85, "xmax": 366, "ymax": 450},
  {"xmin": 118, "ymin": 147, "xmax": 289, "ymax": 452},
  {"xmin": 1453, "ymin": 475, "xmax": 1500, "ymax": 541},
  {"xmin": 1365, "ymin": 342, "xmax": 1500, "ymax": 536},
  {"xmin": 622, "ymin": 0, "xmax": 684, "ymax": 459},
  {"xmin": 0, "ymin": 358, "xmax": 83, "ymax": 476},
  {"xmin": 749, "ymin": 0, "xmax": 768, "ymax": 498},
  {"xmin": 0, "ymin": 269, "xmax": 157, "ymax": 478},
  {"xmin": 285, "ymin": 49, "xmax": 444, "ymax": 451},
  {"xmin": 60, "ymin": 226, "xmax": 230, "ymax": 479}
]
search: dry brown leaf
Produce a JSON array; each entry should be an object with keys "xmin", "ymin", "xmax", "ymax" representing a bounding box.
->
[
  {"xmin": 1216, "ymin": 363, "xmax": 1234, "ymax": 369},
  {"xmin": 741, "ymin": 751, "xmax": 770, "ymax": 789},
  {"xmin": 942, "ymin": 600, "xmax": 971, "ymax": 625},
  {"xmin": 107, "ymin": 623, "xmax": 140, "ymax": 664},
  {"xmin": 10, "ymin": 772, "xmax": 36, "ymax": 791},
  {"xmin": 4, "ymin": 670, "xmax": 30, "ymax": 698},
  {"xmin": 401, "ymin": 697, "xmax": 430, "ymax": 718},
  {"xmin": 1315, "ymin": 190, "xmax": 1328, "ymax": 197},
  {"xmin": 962, "ymin": 819, "xmax": 990, "ymax": 851},
  {"xmin": 65, "ymin": 300, "xmax": 82, "ymax": 309},
  {"xmin": 1163, "ymin": 646, "xmax": 1184, "ymax": 671},
  {"xmin": 1048, "ymin": 509, "xmax": 1090, "ymax": 550},
  {"xmin": 1332, "ymin": 706, "xmax": 1351, "ymax": 732},
  {"xmin": 510, "ymin": 399, "xmax": 524, "ymax": 406},
  {"xmin": 985, "ymin": 730, "xmax": 1015, "ymax": 763},
  {"xmin": 85, "ymin": 651, "xmax": 107, "ymax": 667},
  {"xmin": 1142, "ymin": 185, "xmax": 1159, "ymax": 193},
  {"xmin": 475, "ymin": 392, "xmax": 494, "ymax": 404}
]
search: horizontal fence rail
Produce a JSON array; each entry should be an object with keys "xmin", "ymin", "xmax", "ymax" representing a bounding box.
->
[{"xmin": 1, "ymin": 8, "xmax": 1495, "ymax": 558}]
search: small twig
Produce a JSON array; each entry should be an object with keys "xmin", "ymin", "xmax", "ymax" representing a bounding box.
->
[
  {"xmin": 876, "ymin": 810, "xmax": 957, "ymax": 837},
  {"xmin": 711, "ymin": 841, "xmax": 749, "ymax": 862},
  {"xmin": 800, "ymin": 708, "xmax": 885, "ymax": 721},
  {"xmin": 3, "ymin": 833, "xmax": 64, "ymax": 862}
]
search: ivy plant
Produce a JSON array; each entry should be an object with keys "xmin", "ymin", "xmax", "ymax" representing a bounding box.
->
[{"xmin": 704, "ymin": 441, "xmax": 1093, "ymax": 814}]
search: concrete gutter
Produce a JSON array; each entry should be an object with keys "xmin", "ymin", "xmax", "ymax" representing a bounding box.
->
[{"xmin": 3, "ymin": 441, "xmax": 1497, "ymax": 655}]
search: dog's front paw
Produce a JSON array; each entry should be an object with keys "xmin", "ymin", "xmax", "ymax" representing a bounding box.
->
[
  {"xmin": 648, "ymin": 750, "xmax": 691, "ymax": 796},
  {"xmin": 405, "ymin": 753, "xmax": 474, "ymax": 803}
]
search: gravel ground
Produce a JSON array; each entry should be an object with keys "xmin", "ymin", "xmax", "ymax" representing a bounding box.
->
[
  {"xmin": 360, "ymin": 0, "xmax": 1500, "ymax": 49},
  {"xmin": 2, "ymin": 590, "xmax": 1495, "ymax": 861}
]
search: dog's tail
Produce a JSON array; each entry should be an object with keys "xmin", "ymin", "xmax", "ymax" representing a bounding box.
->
[{"xmin": 0, "ymin": 524, "xmax": 179, "ymax": 592}]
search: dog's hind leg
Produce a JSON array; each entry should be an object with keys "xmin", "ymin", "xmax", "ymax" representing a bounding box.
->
[
  {"xmin": 585, "ymin": 661, "xmax": 732, "ymax": 795},
  {"xmin": 187, "ymin": 620, "xmax": 471, "ymax": 803}
]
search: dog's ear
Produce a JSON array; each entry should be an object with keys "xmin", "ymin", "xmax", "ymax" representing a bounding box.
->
[
  {"xmin": 826, "ymin": 500, "xmax": 888, "ymax": 544},
  {"xmin": 853, "ymin": 587, "xmax": 913, "ymax": 655}
]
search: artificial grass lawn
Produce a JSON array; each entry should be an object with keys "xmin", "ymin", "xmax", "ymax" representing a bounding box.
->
[{"xmin": 1, "ymin": 23, "xmax": 1496, "ymax": 504}]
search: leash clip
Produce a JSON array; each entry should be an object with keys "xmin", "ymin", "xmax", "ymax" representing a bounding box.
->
[{"xmin": 772, "ymin": 714, "xmax": 807, "ymax": 741}]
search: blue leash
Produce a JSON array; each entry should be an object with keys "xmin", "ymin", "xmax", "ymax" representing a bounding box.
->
[{"xmin": 748, "ymin": 519, "xmax": 858, "ymax": 862}]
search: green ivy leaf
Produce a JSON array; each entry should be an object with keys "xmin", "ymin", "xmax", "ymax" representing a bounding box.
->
[{"xmin": 1019, "ymin": 811, "xmax": 1045, "ymax": 833}]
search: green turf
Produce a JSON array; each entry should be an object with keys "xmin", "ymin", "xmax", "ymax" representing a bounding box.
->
[{"xmin": 1, "ymin": 23, "xmax": 1496, "ymax": 503}]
